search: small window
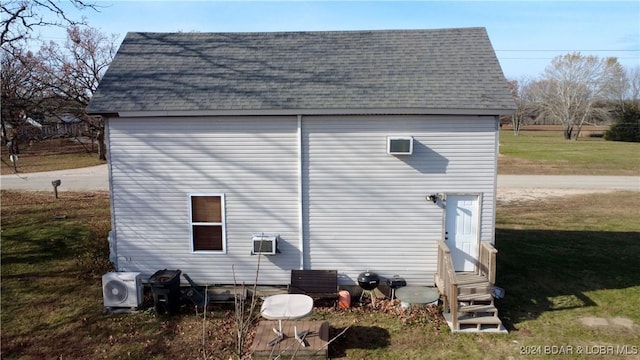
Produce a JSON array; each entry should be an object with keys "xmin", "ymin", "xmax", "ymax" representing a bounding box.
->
[{"xmin": 189, "ymin": 194, "xmax": 226, "ymax": 252}]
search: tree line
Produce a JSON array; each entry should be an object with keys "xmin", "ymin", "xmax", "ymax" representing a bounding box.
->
[
  {"xmin": 507, "ymin": 54, "xmax": 639, "ymax": 142},
  {"xmin": 2, "ymin": 1, "xmax": 639, "ymax": 167}
]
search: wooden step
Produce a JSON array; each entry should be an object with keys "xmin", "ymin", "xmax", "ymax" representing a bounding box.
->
[
  {"xmin": 458, "ymin": 282, "xmax": 492, "ymax": 288},
  {"xmin": 455, "ymin": 272, "xmax": 489, "ymax": 285},
  {"xmin": 458, "ymin": 294, "xmax": 494, "ymax": 306},
  {"xmin": 459, "ymin": 304, "xmax": 498, "ymax": 314},
  {"xmin": 458, "ymin": 289, "xmax": 492, "ymax": 296},
  {"xmin": 457, "ymin": 293, "xmax": 494, "ymax": 302}
]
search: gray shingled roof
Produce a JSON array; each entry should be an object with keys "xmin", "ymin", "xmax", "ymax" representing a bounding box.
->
[{"xmin": 87, "ymin": 28, "xmax": 515, "ymax": 115}]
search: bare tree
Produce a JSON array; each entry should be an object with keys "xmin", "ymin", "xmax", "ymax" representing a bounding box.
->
[
  {"xmin": 1, "ymin": 47, "xmax": 49, "ymax": 156},
  {"xmin": 624, "ymin": 66, "xmax": 640, "ymax": 104},
  {"xmin": 34, "ymin": 26, "xmax": 117, "ymax": 160},
  {"xmin": 506, "ymin": 77, "xmax": 540, "ymax": 135},
  {"xmin": 604, "ymin": 66, "xmax": 640, "ymax": 143},
  {"xmin": 1, "ymin": 0, "xmax": 99, "ymax": 49},
  {"xmin": 505, "ymin": 80, "xmax": 522, "ymax": 135},
  {"xmin": 2, "ymin": 0, "xmax": 104, "ymax": 162},
  {"xmin": 529, "ymin": 53, "xmax": 626, "ymax": 140}
]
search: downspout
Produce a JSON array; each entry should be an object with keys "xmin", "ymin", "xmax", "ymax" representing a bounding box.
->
[
  {"xmin": 105, "ymin": 116, "xmax": 118, "ymax": 270},
  {"xmin": 297, "ymin": 114, "xmax": 305, "ymax": 269},
  {"xmin": 491, "ymin": 115, "xmax": 500, "ymax": 245}
]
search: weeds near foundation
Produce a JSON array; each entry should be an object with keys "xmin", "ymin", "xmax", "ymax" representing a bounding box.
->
[{"xmin": 232, "ymin": 255, "xmax": 262, "ymax": 359}]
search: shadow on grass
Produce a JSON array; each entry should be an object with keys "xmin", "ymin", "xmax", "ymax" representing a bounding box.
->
[
  {"xmin": 329, "ymin": 325, "xmax": 391, "ymax": 358},
  {"xmin": 0, "ymin": 224, "xmax": 87, "ymax": 268},
  {"xmin": 495, "ymin": 228, "xmax": 640, "ymax": 331}
]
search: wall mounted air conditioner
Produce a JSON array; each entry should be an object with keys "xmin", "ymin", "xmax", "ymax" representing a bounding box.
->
[
  {"xmin": 387, "ymin": 136, "xmax": 413, "ymax": 155},
  {"xmin": 251, "ymin": 233, "xmax": 278, "ymax": 255},
  {"xmin": 102, "ymin": 272, "xmax": 143, "ymax": 309}
]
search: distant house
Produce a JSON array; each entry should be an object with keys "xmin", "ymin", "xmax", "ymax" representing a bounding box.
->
[
  {"xmin": 87, "ymin": 28, "xmax": 515, "ymax": 289},
  {"xmin": 41, "ymin": 113, "xmax": 85, "ymax": 138},
  {"xmin": 4, "ymin": 116, "xmax": 43, "ymax": 141}
]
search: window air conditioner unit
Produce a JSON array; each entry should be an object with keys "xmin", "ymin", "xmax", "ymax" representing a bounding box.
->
[
  {"xmin": 387, "ymin": 136, "xmax": 413, "ymax": 155},
  {"xmin": 251, "ymin": 233, "xmax": 278, "ymax": 255}
]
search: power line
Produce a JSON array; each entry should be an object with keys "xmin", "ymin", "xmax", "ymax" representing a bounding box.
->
[
  {"xmin": 495, "ymin": 49, "xmax": 638, "ymax": 52},
  {"xmin": 501, "ymin": 57, "xmax": 639, "ymax": 60}
]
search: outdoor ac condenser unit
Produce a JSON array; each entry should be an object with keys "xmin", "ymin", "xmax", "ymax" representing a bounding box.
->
[
  {"xmin": 102, "ymin": 272, "xmax": 143, "ymax": 309},
  {"xmin": 251, "ymin": 233, "xmax": 278, "ymax": 255}
]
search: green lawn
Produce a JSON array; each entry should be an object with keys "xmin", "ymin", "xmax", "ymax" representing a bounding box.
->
[
  {"xmin": 496, "ymin": 192, "xmax": 640, "ymax": 358},
  {"xmin": 499, "ymin": 130, "xmax": 640, "ymax": 175},
  {"xmin": 2, "ymin": 190, "xmax": 639, "ymax": 359}
]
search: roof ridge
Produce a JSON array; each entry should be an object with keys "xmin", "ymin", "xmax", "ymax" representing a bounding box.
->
[{"xmin": 124, "ymin": 27, "xmax": 487, "ymax": 37}]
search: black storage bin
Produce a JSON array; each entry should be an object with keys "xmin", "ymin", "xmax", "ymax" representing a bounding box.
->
[{"xmin": 148, "ymin": 269, "xmax": 182, "ymax": 315}]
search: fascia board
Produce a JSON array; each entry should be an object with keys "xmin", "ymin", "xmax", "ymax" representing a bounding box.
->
[{"xmin": 112, "ymin": 107, "xmax": 515, "ymax": 118}]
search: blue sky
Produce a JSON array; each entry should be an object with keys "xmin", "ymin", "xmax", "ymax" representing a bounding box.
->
[{"xmin": 40, "ymin": 1, "xmax": 640, "ymax": 80}]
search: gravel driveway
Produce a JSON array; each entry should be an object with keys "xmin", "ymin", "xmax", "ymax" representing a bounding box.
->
[
  {"xmin": 498, "ymin": 175, "xmax": 639, "ymax": 202},
  {"xmin": 1, "ymin": 164, "xmax": 109, "ymax": 191}
]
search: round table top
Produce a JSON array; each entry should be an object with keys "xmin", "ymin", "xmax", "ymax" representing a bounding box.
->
[
  {"xmin": 261, "ymin": 294, "xmax": 314, "ymax": 320},
  {"xmin": 395, "ymin": 286, "xmax": 440, "ymax": 305}
]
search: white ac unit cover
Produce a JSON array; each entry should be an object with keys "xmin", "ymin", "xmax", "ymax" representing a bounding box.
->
[
  {"xmin": 102, "ymin": 272, "xmax": 143, "ymax": 308},
  {"xmin": 251, "ymin": 233, "xmax": 278, "ymax": 255},
  {"xmin": 387, "ymin": 136, "xmax": 414, "ymax": 155}
]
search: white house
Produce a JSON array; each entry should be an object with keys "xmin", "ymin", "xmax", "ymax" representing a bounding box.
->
[{"xmin": 87, "ymin": 28, "xmax": 515, "ymax": 288}]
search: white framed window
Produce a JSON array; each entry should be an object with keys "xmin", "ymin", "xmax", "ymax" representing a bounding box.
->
[{"xmin": 189, "ymin": 193, "xmax": 226, "ymax": 253}]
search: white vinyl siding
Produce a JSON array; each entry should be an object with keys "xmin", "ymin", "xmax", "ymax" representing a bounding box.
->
[
  {"xmin": 108, "ymin": 116, "xmax": 299, "ymax": 284},
  {"xmin": 302, "ymin": 115, "xmax": 497, "ymax": 286},
  {"xmin": 107, "ymin": 114, "xmax": 498, "ymax": 286}
]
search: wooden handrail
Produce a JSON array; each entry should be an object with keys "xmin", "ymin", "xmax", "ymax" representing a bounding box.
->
[
  {"xmin": 436, "ymin": 241, "xmax": 458, "ymax": 330},
  {"xmin": 479, "ymin": 242, "xmax": 498, "ymax": 285}
]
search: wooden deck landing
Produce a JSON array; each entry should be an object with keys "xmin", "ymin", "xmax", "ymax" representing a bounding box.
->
[{"xmin": 251, "ymin": 320, "xmax": 329, "ymax": 359}]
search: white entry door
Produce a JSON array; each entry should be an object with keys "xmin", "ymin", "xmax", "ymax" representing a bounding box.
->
[{"xmin": 445, "ymin": 195, "xmax": 480, "ymax": 272}]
